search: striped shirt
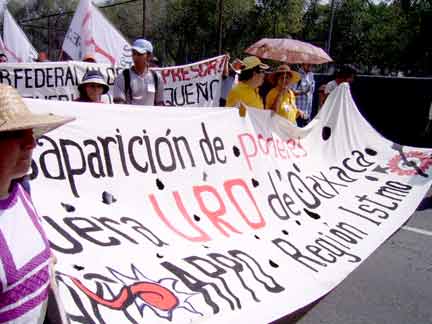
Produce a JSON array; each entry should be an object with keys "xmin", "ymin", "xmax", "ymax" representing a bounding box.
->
[
  {"xmin": 295, "ymin": 69, "xmax": 315, "ymax": 121},
  {"xmin": 0, "ymin": 183, "xmax": 51, "ymax": 323}
]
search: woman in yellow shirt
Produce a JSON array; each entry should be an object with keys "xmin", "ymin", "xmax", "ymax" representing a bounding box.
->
[
  {"xmin": 265, "ymin": 65, "xmax": 305, "ymax": 124},
  {"xmin": 226, "ymin": 56, "xmax": 269, "ymax": 115}
]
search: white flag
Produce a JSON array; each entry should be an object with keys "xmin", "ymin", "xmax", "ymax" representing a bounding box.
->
[
  {"xmin": 0, "ymin": 35, "xmax": 5, "ymax": 54},
  {"xmin": 3, "ymin": 9, "xmax": 38, "ymax": 62},
  {"xmin": 62, "ymin": 0, "xmax": 132, "ymax": 67}
]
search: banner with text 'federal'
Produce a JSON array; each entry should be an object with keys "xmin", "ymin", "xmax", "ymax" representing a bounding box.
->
[
  {"xmin": 0, "ymin": 55, "xmax": 226, "ymax": 107},
  {"xmin": 28, "ymin": 84, "xmax": 432, "ymax": 323}
]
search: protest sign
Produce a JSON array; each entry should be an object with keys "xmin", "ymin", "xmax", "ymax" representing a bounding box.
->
[
  {"xmin": 25, "ymin": 84, "xmax": 432, "ymax": 323},
  {"xmin": 0, "ymin": 55, "xmax": 227, "ymax": 106},
  {"xmin": 3, "ymin": 9, "xmax": 37, "ymax": 63}
]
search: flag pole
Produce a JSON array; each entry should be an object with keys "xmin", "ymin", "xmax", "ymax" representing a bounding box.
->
[{"xmin": 142, "ymin": 0, "xmax": 146, "ymax": 36}]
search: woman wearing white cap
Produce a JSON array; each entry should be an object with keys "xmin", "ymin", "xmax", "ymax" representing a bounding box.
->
[
  {"xmin": 76, "ymin": 70, "xmax": 110, "ymax": 103},
  {"xmin": 0, "ymin": 84, "xmax": 74, "ymax": 323}
]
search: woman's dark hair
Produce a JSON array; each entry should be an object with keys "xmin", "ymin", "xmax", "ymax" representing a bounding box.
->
[
  {"xmin": 335, "ymin": 64, "xmax": 357, "ymax": 79},
  {"xmin": 239, "ymin": 66, "xmax": 261, "ymax": 81},
  {"xmin": 77, "ymin": 87, "xmax": 92, "ymax": 102}
]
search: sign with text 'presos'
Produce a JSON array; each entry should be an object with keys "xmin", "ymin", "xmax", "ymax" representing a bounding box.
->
[
  {"xmin": 0, "ymin": 55, "xmax": 226, "ymax": 107},
  {"xmin": 28, "ymin": 84, "xmax": 432, "ymax": 323}
]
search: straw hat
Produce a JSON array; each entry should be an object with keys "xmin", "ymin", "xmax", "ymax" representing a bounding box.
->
[
  {"xmin": 242, "ymin": 56, "xmax": 269, "ymax": 71},
  {"xmin": 273, "ymin": 64, "xmax": 301, "ymax": 84},
  {"xmin": 78, "ymin": 70, "xmax": 109, "ymax": 94},
  {"xmin": 0, "ymin": 84, "xmax": 74, "ymax": 138}
]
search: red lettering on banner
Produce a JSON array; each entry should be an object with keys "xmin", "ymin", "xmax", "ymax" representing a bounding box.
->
[
  {"xmin": 276, "ymin": 138, "xmax": 288, "ymax": 159},
  {"xmin": 182, "ymin": 68, "xmax": 191, "ymax": 81},
  {"xmin": 258, "ymin": 134, "xmax": 277, "ymax": 155},
  {"xmin": 206, "ymin": 61, "xmax": 217, "ymax": 76},
  {"xmin": 149, "ymin": 192, "xmax": 210, "ymax": 242},
  {"xmin": 224, "ymin": 179, "xmax": 265, "ymax": 229},
  {"xmin": 238, "ymin": 133, "xmax": 258, "ymax": 171},
  {"xmin": 193, "ymin": 185, "xmax": 242, "ymax": 237},
  {"xmin": 238, "ymin": 132, "xmax": 308, "ymax": 171},
  {"xmin": 170, "ymin": 68, "xmax": 183, "ymax": 82},
  {"xmin": 161, "ymin": 69, "xmax": 171, "ymax": 84},
  {"xmin": 190, "ymin": 65, "xmax": 201, "ymax": 79},
  {"xmin": 286, "ymin": 139, "xmax": 307, "ymax": 158},
  {"xmin": 149, "ymin": 178, "xmax": 265, "ymax": 242}
]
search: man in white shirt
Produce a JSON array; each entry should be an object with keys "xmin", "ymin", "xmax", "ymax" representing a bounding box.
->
[
  {"xmin": 319, "ymin": 64, "xmax": 356, "ymax": 108},
  {"xmin": 113, "ymin": 38, "xmax": 164, "ymax": 106}
]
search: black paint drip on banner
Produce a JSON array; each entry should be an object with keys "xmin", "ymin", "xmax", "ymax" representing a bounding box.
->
[
  {"xmin": 304, "ymin": 208, "xmax": 321, "ymax": 220},
  {"xmin": 251, "ymin": 179, "xmax": 259, "ymax": 187},
  {"xmin": 322, "ymin": 127, "xmax": 332, "ymax": 141},
  {"xmin": 269, "ymin": 260, "xmax": 279, "ymax": 268},
  {"xmin": 233, "ymin": 146, "xmax": 241, "ymax": 157},
  {"xmin": 156, "ymin": 179, "xmax": 165, "ymax": 190},
  {"xmin": 61, "ymin": 202, "xmax": 75, "ymax": 213},
  {"xmin": 365, "ymin": 148, "xmax": 377, "ymax": 156},
  {"xmin": 102, "ymin": 191, "xmax": 117, "ymax": 205}
]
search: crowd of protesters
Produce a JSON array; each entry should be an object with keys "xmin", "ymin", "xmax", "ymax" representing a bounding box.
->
[
  {"xmin": 0, "ymin": 37, "xmax": 430, "ymax": 324},
  {"xmin": 0, "ymin": 37, "xmax": 359, "ymax": 126}
]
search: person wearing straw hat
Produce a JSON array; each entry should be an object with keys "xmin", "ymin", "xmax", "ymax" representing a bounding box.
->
[
  {"xmin": 226, "ymin": 56, "xmax": 269, "ymax": 115},
  {"xmin": 265, "ymin": 64, "xmax": 305, "ymax": 124},
  {"xmin": 76, "ymin": 70, "xmax": 110, "ymax": 103},
  {"xmin": 0, "ymin": 84, "xmax": 74, "ymax": 323}
]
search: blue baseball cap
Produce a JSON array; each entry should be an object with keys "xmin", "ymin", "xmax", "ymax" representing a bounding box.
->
[{"xmin": 132, "ymin": 38, "xmax": 153, "ymax": 54}]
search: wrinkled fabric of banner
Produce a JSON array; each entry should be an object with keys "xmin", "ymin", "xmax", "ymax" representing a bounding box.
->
[{"xmin": 27, "ymin": 84, "xmax": 432, "ymax": 324}]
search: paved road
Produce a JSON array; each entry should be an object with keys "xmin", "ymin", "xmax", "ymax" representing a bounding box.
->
[{"xmin": 273, "ymin": 201, "xmax": 432, "ymax": 324}]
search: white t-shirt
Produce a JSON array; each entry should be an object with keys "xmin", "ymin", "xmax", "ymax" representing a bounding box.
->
[
  {"xmin": 113, "ymin": 68, "xmax": 164, "ymax": 106},
  {"xmin": 0, "ymin": 184, "xmax": 51, "ymax": 323}
]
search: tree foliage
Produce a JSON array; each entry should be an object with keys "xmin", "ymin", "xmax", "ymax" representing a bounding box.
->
[{"xmin": 4, "ymin": 0, "xmax": 432, "ymax": 75}]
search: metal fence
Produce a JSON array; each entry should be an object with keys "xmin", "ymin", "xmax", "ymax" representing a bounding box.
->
[{"xmin": 18, "ymin": 0, "xmax": 143, "ymax": 61}]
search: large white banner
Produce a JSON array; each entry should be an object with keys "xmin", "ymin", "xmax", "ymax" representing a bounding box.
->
[
  {"xmin": 27, "ymin": 84, "xmax": 432, "ymax": 323},
  {"xmin": 3, "ymin": 9, "xmax": 37, "ymax": 63},
  {"xmin": 62, "ymin": 0, "xmax": 132, "ymax": 67},
  {"xmin": 0, "ymin": 56, "xmax": 227, "ymax": 106}
]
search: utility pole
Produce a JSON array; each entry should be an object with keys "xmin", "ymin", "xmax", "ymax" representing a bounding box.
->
[
  {"xmin": 142, "ymin": 0, "xmax": 146, "ymax": 36},
  {"xmin": 47, "ymin": 16, "xmax": 51, "ymax": 59},
  {"xmin": 217, "ymin": 0, "xmax": 223, "ymax": 54}
]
